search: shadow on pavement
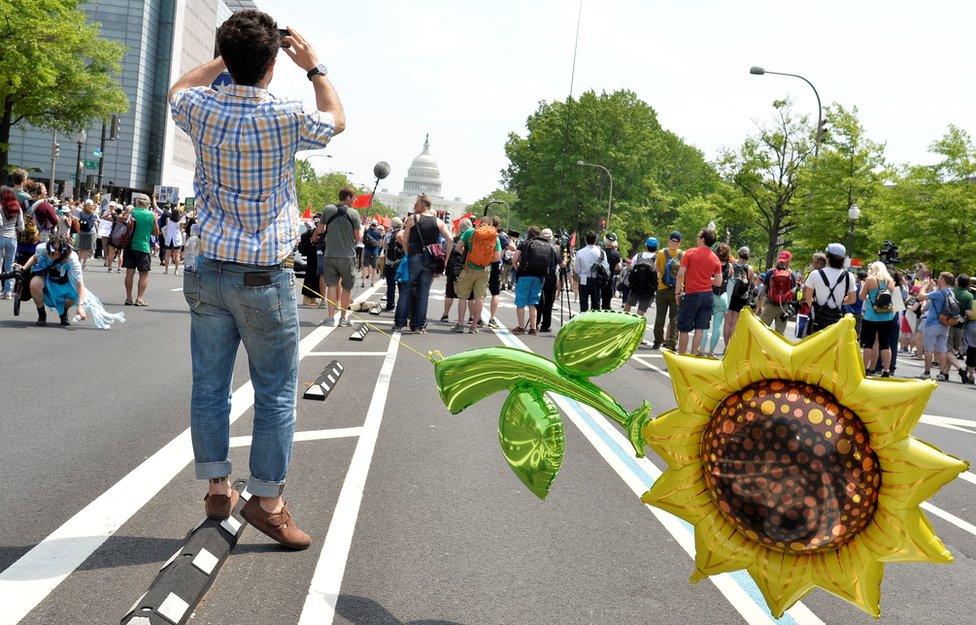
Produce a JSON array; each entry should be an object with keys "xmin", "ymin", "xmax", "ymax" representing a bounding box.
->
[
  {"xmin": 0, "ymin": 535, "xmax": 185, "ymax": 579},
  {"xmin": 335, "ymin": 595, "xmax": 466, "ymax": 625}
]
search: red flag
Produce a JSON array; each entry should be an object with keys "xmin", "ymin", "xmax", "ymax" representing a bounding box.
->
[
  {"xmin": 452, "ymin": 212, "xmax": 475, "ymax": 234},
  {"xmin": 374, "ymin": 214, "xmax": 391, "ymax": 229},
  {"xmin": 301, "ymin": 203, "xmax": 312, "ymax": 220},
  {"xmin": 352, "ymin": 194, "xmax": 372, "ymax": 209}
]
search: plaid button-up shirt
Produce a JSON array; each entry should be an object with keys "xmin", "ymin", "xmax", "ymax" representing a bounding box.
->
[{"xmin": 170, "ymin": 85, "xmax": 334, "ymax": 266}]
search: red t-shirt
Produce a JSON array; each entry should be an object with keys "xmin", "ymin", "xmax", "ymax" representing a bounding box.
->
[{"xmin": 680, "ymin": 246, "xmax": 721, "ymax": 294}]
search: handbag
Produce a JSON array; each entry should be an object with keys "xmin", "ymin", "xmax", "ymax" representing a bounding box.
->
[
  {"xmin": 413, "ymin": 214, "xmax": 447, "ymax": 276},
  {"xmin": 395, "ymin": 255, "xmax": 410, "ymax": 284}
]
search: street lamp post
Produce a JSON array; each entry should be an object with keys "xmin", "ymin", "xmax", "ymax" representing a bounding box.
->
[
  {"xmin": 483, "ymin": 199, "xmax": 507, "ymax": 218},
  {"xmin": 72, "ymin": 130, "xmax": 87, "ymax": 200},
  {"xmin": 576, "ymin": 160, "xmax": 613, "ymax": 231},
  {"xmin": 48, "ymin": 131, "xmax": 59, "ymax": 196},
  {"xmin": 750, "ymin": 66, "xmax": 823, "ymax": 157},
  {"xmin": 848, "ymin": 204, "xmax": 861, "ymax": 265}
]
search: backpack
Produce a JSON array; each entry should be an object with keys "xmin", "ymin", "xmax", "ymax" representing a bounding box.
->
[
  {"xmin": 629, "ymin": 254, "xmax": 658, "ymax": 297},
  {"xmin": 109, "ymin": 215, "xmax": 135, "ymax": 250},
  {"xmin": 872, "ymin": 282, "xmax": 893, "ymax": 314},
  {"xmin": 810, "ymin": 269, "xmax": 849, "ymax": 329},
  {"xmin": 521, "ymin": 238, "xmax": 552, "ymax": 277},
  {"xmin": 767, "ymin": 266, "xmax": 796, "ymax": 305},
  {"xmin": 325, "ymin": 204, "xmax": 358, "ymax": 230},
  {"xmin": 386, "ymin": 228, "xmax": 405, "ymax": 266},
  {"xmin": 79, "ymin": 212, "xmax": 96, "ymax": 233},
  {"xmin": 447, "ymin": 236, "xmax": 465, "ymax": 279},
  {"xmin": 729, "ymin": 262, "xmax": 751, "ymax": 299},
  {"xmin": 939, "ymin": 289, "xmax": 962, "ymax": 327},
  {"xmin": 589, "ymin": 249, "xmax": 610, "ymax": 289},
  {"xmin": 661, "ymin": 250, "xmax": 683, "ymax": 287},
  {"xmin": 18, "ymin": 203, "xmax": 39, "ymax": 245},
  {"xmin": 466, "ymin": 224, "xmax": 497, "ymax": 267}
]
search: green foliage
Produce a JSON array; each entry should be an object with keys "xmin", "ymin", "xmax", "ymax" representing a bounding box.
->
[
  {"xmin": 0, "ymin": 0, "xmax": 129, "ymax": 172},
  {"xmin": 870, "ymin": 126, "xmax": 976, "ymax": 273},
  {"xmin": 503, "ymin": 89, "xmax": 720, "ymax": 254},
  {"xmin": 718, "ymin": 100, "xmax": 814, "ymax": 269},
  {"xmin": 793, "ymin": 104, "xmax": 888, "ymax": 263},
  {"xmin": 295, "ymin": 159, "xmax": 392, "ymax": 218}
]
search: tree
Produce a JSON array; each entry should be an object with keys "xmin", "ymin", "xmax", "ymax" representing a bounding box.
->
[
  {"xmin": 503, "ymin": 89, "xmax": 719, "ymax": 250},
  {"xmin": 468, "ymin": 189, "xmax": 522, "ymax": 232},
  {"xmin": 0, "ymin": 0, "xmax": 129, "ymax": 174},
  {"xmin": 719, "ymin": 100, "xmax": 814, "ymax": 269},
  {"xmin": 794, "ymin": 104, "xmax": 887, "ymax": 262},
  {"xmin": 295, "ymin": 159, "xmax": 392, "ymax": 218},
  {"xmin": 871, "ymin": 126, "xmax": 976, "ymax": 273}
]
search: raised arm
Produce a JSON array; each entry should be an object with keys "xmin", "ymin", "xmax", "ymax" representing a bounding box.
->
[
  {"xmin": 283, "ymin": 28, "xmax": 346, "ymax": 135},
  {"xmin": 168, "ymin": 57, "xmax": 226, "ymax": 102}
]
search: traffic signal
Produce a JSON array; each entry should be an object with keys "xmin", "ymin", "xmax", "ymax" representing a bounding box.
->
[
  {"xmin": 816, "ymin": 118, "xmax": 828, "ymax": 144},
  {"xmin": 110, "ymin": 115, "xmax": 119, "ymax": 141},
  {"xmin": 51, "ymin": 143, "xmax": 60, "ymax": 159}
]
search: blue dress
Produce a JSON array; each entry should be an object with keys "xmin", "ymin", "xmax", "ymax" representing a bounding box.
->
[{"xmin": 32, "ymin": 249, "xmax": 82, "ymax": 315}]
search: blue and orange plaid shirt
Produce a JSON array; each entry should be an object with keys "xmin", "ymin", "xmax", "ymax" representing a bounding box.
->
[{"xmin": 170, "ymin": 85, "xmax": 334, "ymax": 265}]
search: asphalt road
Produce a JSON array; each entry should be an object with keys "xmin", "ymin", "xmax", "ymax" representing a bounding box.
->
[{"xmin": 0, "ymin": 262, "xmax": 974, "ymax": 625}]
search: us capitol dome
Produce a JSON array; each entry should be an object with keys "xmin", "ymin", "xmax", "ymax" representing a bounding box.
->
[{"xmin": 374, "ymin": 135, "xmax": 469, "ymax": 219}]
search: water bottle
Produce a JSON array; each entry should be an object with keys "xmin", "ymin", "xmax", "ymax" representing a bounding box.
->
[{"xmin": 184, "ymin": 225, "xmax": 200, "ymax": 272}]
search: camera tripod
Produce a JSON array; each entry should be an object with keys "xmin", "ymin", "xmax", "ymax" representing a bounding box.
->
[{"xmin": 557, "ymin": 265, "xmax": 575, "ymax": 326}]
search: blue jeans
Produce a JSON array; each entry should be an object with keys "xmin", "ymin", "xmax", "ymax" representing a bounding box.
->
[
  {"xmin": 0, "ymin": 236, "xmax": 16, "ymax": 294},
  {"xmin": 384, "ymin": 262, "xmax": 397, "ymax": 309},
  {"xmin": 394, "ymin": 254, "xmax": 434, "ymax": 329},
  {"xmin": 701, "ymin": 292, "xmax": 729, "ymax": 353},
  {"xmin": 182, "ymin": 257, "xmax": 300, "ymax": 497}
]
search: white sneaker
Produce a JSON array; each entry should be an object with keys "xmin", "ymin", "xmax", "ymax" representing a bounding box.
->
[
  {"xmin": 338, "ymin": 317, "xmax": 352, "ymax": 327},
  {"xmin": 323, "ymin": 318, "xmax": 336, "ymax": 327}
]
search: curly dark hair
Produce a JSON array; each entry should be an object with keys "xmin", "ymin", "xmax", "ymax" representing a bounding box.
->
[{"xmin": 217, "ymin": 10, "xmax": 279, "ymax": 86}]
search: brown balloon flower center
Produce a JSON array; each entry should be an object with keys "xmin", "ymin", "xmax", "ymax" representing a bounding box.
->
[{"xmin": 701, "ymin": 379, "xmax": 880, "ymax": 554}]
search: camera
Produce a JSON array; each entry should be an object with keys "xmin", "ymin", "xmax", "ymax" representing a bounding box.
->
[
  {"xmin": 878, "ymin": 241, "xmax": 900, "ymax": 266},
  {"xmin": 779, "ymin": 300, "xmax": 798, "ymax": 321},
  {"xmin": 0, "ymin": 268, "xmax": 28, "ymax": 316}
]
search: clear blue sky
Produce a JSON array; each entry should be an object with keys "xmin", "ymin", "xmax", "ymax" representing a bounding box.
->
[{"xmin": 262, "ymin": 0, "xmax": 974, "ymax": 202}]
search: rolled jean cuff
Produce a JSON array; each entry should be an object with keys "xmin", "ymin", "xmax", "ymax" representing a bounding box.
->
[
  {"xmin": 195, "ymin": 460, "xmax": 232, "ymax": 480},
  {"xmin": 247, "ymin": 476, "xmax": 286, "ymax": 498}
]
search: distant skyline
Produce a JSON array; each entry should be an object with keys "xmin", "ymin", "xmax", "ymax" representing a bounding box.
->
[{"xmin": 259, "ymin": 0, "xmax": 975, "ymax": 202}]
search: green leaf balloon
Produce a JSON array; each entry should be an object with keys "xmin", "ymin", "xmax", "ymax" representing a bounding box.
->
[
  {"xmin": 498, "ymin": 384, "xmax": 565, "ymax": 500},
  {"xmin": 433, "ymin": 311, "xmax": 651, "ymax": 499}
]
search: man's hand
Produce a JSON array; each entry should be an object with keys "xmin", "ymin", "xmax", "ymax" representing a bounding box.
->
[{"xmin": 282, "ymin": 27, "xmax": 319, "ymax": 71}]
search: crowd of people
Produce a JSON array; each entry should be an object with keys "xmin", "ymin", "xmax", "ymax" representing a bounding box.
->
[{"xmin": 0, "ymin": 167, "xmax": 199, "ymax": 324}]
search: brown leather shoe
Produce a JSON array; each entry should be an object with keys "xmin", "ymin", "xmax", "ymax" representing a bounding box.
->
[
  {"xmin": 204, "ymin": 488, "xmax": 240, "ymax": 520},
  {"xmin": 240, "ymin": 497, "xmax": 312, "ymax": 550}
]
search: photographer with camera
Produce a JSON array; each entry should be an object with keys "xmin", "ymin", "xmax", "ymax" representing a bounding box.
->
[
  {"xmin": 168, "ymin": 10, "xmax": 344, "ymax": 548},
  {"xmin": 803, "ymin": 243, "xmax": 856, "ymax": 335}
]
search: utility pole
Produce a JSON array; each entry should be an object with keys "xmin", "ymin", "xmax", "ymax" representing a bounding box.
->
[
  {"xmin": 48, "ymin": 131, "xmax": 59, "ymax": 195},
  {"xmin": 96, "ymin": 120, "xmax": 107, "ymax": 192}
]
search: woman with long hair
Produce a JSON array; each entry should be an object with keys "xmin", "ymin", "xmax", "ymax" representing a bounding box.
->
[
  {"xmin": 723, "ymin": 246, "xmax": 754, "ymax": 343},
  {"xmin": 0, "ymin": 187, "xmax": 25, "ymax": 299},
  {"xmin": 860, "ymin": 261, "xmax": 897, "ymax": 377},
  {"xmin": 701, "ymin": 243, "xmax": 732, "ymax": 356}
]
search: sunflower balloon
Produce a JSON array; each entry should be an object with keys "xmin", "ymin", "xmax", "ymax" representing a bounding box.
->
[{"xmin": 642, "ymin": 308, "xmax": 968, "ymax": 618}]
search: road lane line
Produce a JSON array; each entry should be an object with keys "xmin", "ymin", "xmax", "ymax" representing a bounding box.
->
[
  {"xmin": 297, "ymin": 333, "xmax": 401, "ymax": 624},
  {"xmin": 170, "ymin": 287, "xmax": 183, "ymax": 292},
  {"xmin": 920, "ymin": 502, "xmax": 976, "ymax": 538},
  {"xmin": 920, "ymin": 413, "xmax": 976, "ymax": 434},
  {"xmin": 633, "ymin": 354, "xmax": 671, "ymax": 377},
  {"xmin": 0, "ymin": 283, "xmax": 385, "ymax": 625},
  {"xmin": 307, "ymin": 351, "xmax": 388, "ymax": 357},
  {"xmin": 486, "ymin": 321, "xmax": 822, "ymax": 625},
  {"xmin": 958, "ymin": 471, "xmax": 976, "ymax": 486},
  {"xmin": 229, "ymin": 427, "xmax": 363, "ymax": 448}
]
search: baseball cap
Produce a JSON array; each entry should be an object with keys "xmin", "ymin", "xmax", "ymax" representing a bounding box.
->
[
  {"xmin": 83, "ymin": 199, "xmax": 94, "ymax": 206},
  {"xmin": 825, "ymin": 242, "xmax": 847, "ymax": 257},
  {"xmin": 737, "ymin": 246, "xmax": 750, "ymax": 257},
  {"xmin": 541, "ymin": 228, "xmax": 553, "ymax": 240},
  {"xmin": 777, "ymin": 250, "xmax": 793, "ymax": 263},
  {"xmin": 669, "ymin": 231, "xmax": 682, "ymax": 242},
  {"xmin": 370, "ymin": 219, "xmax": 378, "ymax": 226},
  {"xmin": 604, "ymin": 232, "xmax": 617, "ymax": 243},
  {"xmin": 391, "ymin": 217, "xmax": 403, "ymax": 228},
  {"xmin": 58, "ymin": 206, "xmax": 70, "ymax": 214},
  {"xmin": 645, "ymin": 237, "xmax": 659, "ymax": 250}
]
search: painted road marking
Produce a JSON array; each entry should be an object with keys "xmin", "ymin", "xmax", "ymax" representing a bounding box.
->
[
  {"xmin": 170, "ymin": 287, "xmax": 183, "ymax": 292},
  {"xmin": 920, "ymin": 413, "xmax": 976, "ymax": 435},
  {"xmin": 229, "ymin": 428, "xmax": 363, "ymax": 448},
  {"xmin": 0, "ymin": 283, "xmax": 386, "ymax": 625},
  {"xmin": 298, "ymin": 333, "xmax": 401, "ymax": 624},
  {"xmin": 308, "ymin": 351, "xmax": 389, "ymax": 357},
  {"xmin": 920, "ymin": 502, "xmax": 976, "ymax": 538},
  {"xmin": 486, "ymin": 319, "xmax": 823, "ymax": 625},
  {"xmin": 958, "ymin": 471, "xmax": 976, "ymax": 486},
  {"xmin": 632, "ymin": 354, "xmax": 671, "ymax": 378}
]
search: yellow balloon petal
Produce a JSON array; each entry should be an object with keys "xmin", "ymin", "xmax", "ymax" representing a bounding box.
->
[
  {"xmin": 812, "ymin": 538, "xmax": 883, "ymax": 618},
  {"xmin": 791, "ymin": 315, "xmax": 863, "ymax": 398},
  {"xmin": 641, "ymin": 463, "xmax": 711, "ymax": 525},
  {"xmin": 876, "ymin": 437, "xmax": 970, "ymax": 509},
  {"xmin": 642, "ymin": 408, "xmax": 711, "ymax": 468},
  {"xmin": 720, "ymin": 308, "xmax": 793, "ymax": 390},
  {"xmin": 662, "ymin": 352, "xmax": 736, "ymax": 416},
  {"xmin": 843, "ymin": 378, "xmax": 935, "ymax": 449},
  {"xmin": 860, "ymin": 505, "xmax": 953, "ymax": 564},
  {"xmin": 747, "ymin": 548, "xmax": 815, "ymax": 618},
  {"xmin": 693, "ymin": 509, "xmax": 760, "ymax": 578}
]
